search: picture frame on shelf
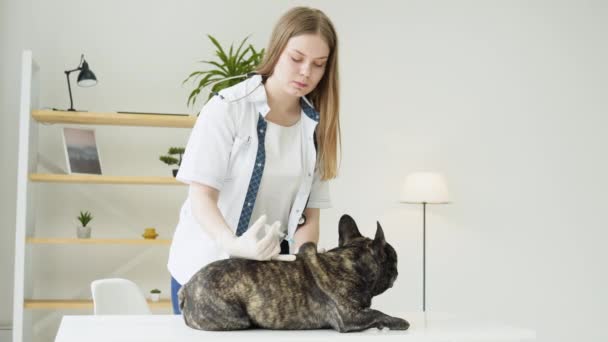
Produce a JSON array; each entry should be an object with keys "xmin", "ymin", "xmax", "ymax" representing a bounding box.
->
[{"xmin": 62, "ymin": 127, "xmax": 103, "ymax": 175}]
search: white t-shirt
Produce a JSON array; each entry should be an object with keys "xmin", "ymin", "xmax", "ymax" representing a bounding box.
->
[{"xmin": 250, "ymin": 117, "xmax": 304, "ymax": 239}]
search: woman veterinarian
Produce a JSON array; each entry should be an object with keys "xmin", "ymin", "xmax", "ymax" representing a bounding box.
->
[{"xmin": 168, "ymin": 6, "xmax": 341, "ymax": 314}]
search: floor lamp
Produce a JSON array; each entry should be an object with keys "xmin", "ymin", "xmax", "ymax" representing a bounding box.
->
[{"xmin": 400, "ymin": 172, "xmax": 450, "ymax": 312}]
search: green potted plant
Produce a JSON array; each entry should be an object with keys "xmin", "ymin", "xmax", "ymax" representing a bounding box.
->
[
  {"xmin": 159, "ymin": 147, "xmax": 185, "ymax": 177},
  {"xmin": 183, "ymin": 34, "xmax": 265, "ymax": 109},
  {"xmin": 76, "ymin": 211, "xmax": 93, "ymax": 239},
  {"xmin": 150, "ymin": 288, "xmax": 161, "ymax": 302}
]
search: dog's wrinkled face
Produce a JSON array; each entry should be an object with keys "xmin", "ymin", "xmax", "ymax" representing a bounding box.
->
[{"xmin": 338, "ymin": 215, "xmax": 399, "ymax": 296}]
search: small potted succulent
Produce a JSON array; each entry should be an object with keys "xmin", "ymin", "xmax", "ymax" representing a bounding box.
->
[
  {"xmin": 76, "ymin": 211, "xmax": 93, "ymax": 239},
  {"xmin": 159, "ymin": 147, "xmax": 185, "ymax": 177},
  {"xmin": 150, "ymin": 288, "xmax": 161, "ymax": 302}
]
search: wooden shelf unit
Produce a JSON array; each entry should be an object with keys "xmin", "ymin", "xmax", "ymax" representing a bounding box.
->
[
  {"xmin": 29, "ymin": 173, "xmax": 184, "ymax": 185},
  {"xmin": 13, "ymin": 51, "xmax": 187, "ymax": 342},
  {"xmin": 32, "ymin": 109, "xmax": 195, "ymax": 128},
  {"xmin": 24, "ymin": 299, "xmax": 171, "ymax": 310},
  {"xmin": 26, "ymin": 238, "xmax": 172, "ymax": 245}
]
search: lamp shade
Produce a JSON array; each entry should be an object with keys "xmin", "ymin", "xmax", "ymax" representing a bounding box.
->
[
  {"xmin": 400, "ymin": 172, "xmax": 450, "ymax": 204},
  {"xmin": 77, "ymin": 60, "xmax": 97, "ymax": 87}
]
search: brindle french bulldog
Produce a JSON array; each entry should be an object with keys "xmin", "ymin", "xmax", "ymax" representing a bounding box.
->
[{"xmin": 178, "ymin": 214, "xmax": 409, "ymax": 332}]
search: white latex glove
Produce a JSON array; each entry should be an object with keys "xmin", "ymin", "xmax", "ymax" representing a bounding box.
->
[
  {"xmin": 218, "ymin": 215, "xmax": 281, "ymax": 261},
  {"xmin": 272, "ymin": 254, "xmax": 297, "ymax": 261},
  {"xmin": 264, "ymin": 222, "xmax": 297, "ymax": 262}
]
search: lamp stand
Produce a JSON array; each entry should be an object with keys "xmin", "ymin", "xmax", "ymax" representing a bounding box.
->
[
  {"xmin": 64, "ymin": 69, "xmax": 78, "ymax": 111},
  {"xmin": 422, "ymin": 201, "xmax": 427, "ymax": 312}
]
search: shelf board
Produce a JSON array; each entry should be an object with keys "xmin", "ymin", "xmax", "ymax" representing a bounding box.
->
[
  {"xmin": 24, "ymin": 299, "xmax": 171, "ymax": 309},
  {"xmin": 27, "ymin": 238, "xmax": 171, "ymax": 245},
  {"xmin": 32, "ymin": 109, "xmax": 196, "ymax": 128},
  {"xmin": 29, "ymin": 173, "xmax": 184, "ymax": 185}
]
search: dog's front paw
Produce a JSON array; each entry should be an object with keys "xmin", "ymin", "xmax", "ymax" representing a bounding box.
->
[{"xmin": 380, "ymin": 317, "xmax": 409, "ymax": 330}]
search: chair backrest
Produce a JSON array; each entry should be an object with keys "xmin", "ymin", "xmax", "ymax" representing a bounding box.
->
[{"xmin": 90, "ymin": 278, "xmax": 151, "ymax": 315}]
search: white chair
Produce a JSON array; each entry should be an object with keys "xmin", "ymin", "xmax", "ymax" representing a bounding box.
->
[{"xmin": 90, "ymin": 278, "xmax": 151, "ymax": 315}]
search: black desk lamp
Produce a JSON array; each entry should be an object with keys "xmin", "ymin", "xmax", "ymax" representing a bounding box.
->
[{"xmin": 64, "ymin": 54, "xmax": 97, "ymax": 111}]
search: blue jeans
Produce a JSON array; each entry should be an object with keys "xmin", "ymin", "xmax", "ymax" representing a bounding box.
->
[{"xmin": 171, "ymin": 276, "xmax": 182, "ymax": 314}]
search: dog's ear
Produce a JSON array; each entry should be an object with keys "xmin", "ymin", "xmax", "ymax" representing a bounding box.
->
[
  {"xmin": 373, "ymin": 221, "xmax": 387, "ymax": 248},
  {"xmin": 339, "ymin": 214, "xmax": 362, "ymax": 246},
  {"xmin": 178, "ymin": 287, "xmax": 186, "ymax": 311}
]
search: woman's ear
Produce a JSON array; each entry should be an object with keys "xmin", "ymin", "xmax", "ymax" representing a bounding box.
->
[{"xmin": 338, "ymin": 214, "xmax": 362, "ymax": 246}]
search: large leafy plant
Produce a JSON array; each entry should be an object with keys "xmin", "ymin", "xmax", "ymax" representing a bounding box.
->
[{"xmin": 183, "ymin": 34, "xmax": 265, "ymax": 108}]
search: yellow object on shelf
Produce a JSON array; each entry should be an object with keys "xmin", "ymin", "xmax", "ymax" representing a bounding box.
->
[{"xmin": 142, "ymin": 228, "xmax": 159, "ymax": 239}]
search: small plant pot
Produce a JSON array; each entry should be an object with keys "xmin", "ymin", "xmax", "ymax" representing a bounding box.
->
[
  {"xmin": 172, "ymin": 169, "xmax": 178, "ymax": 177},
  {"xmin": 77, "ymin": 225, "xmax": 91, "ymax": 239},
  {"xmin": 150, "ymin": 293, "xmax": 160, "ymax": 302}
]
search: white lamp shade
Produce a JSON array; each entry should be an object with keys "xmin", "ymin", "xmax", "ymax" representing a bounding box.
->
[{"xmin": 400, "ymin": 172, "xmax": 450, "ymax": 204}]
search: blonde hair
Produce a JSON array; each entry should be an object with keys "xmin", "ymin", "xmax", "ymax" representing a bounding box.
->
[{"xmin": 255, "ymin": 6, "xmax": 341, "ymax": 180}]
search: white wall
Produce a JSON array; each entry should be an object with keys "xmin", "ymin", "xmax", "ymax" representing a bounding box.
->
[{"xmin": 2, "ymin": 0, "xmax": 607, "ymax": 341}]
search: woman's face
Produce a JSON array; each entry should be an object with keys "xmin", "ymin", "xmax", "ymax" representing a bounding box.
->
[{"xmin": 272, "ymin": 33, "xmax": 330, "ymax": 98}]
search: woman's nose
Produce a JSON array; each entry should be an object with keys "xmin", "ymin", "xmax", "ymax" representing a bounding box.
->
[{"xmin": 300, "ymin": 65, "xmax": 311, "ymax": 78}]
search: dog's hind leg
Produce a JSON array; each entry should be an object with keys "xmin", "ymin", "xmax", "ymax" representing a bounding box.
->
[{"xmin": 184, "ymin": 295, "xmax": 252, "ymax": 331}]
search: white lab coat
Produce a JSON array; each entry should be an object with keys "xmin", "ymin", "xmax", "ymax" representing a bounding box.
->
[{"xmin": 167, "ymin": 74, "xmax": 332, "ymax": 285}]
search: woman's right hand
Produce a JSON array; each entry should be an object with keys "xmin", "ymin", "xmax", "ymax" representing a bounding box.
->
[{"xmin": 218, "ymin": 215, "xmax": 281, "ymax": 261}]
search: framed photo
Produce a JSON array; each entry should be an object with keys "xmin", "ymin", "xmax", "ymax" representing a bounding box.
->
[{"xmin": 62, "ymin": 127, "xmax": 103, "ymax": 175}]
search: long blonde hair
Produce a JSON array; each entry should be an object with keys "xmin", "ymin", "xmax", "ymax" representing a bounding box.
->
[{"xmin": 255, "ymin": 7, "xmax": 341, "ymax": 180}]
